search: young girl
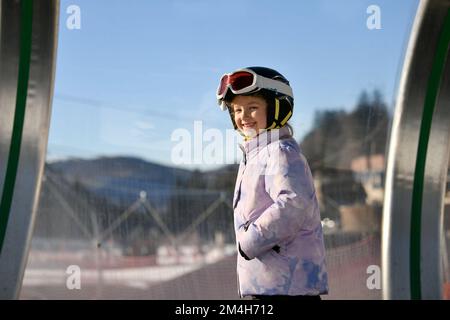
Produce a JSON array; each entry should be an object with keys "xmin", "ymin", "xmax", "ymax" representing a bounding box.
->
[{"xmin": 216, "ymin": 67, "xmax": 328, "ymax": 299}]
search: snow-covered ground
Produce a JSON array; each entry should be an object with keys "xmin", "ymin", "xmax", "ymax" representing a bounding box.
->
[
  {"xmin": 23, "ymin": 244, "xmax": 237, "ymax": 290},
  {"xmin": 24, "ymin": 264, "xmax": 203, "ymax": 289}
]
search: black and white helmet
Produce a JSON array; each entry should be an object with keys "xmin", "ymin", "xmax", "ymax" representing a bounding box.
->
[{"xmin": 217, "ymin": 66, "xmax": 294, "ymax": 130}]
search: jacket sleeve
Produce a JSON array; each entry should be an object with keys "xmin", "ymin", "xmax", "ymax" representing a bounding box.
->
[{"xmin": 238, "ymin": 142, "xmax": 317, "ymax": 260}]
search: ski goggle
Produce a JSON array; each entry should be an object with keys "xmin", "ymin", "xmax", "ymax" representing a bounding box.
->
[{"xmin": 216, "ymin": 68, "xmax": 294, "ymax": 110}]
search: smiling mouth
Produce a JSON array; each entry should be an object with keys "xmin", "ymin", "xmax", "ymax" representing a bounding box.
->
[{"xmin": 242, "ymin": 123, "xmax": 256, "ymax": 128}]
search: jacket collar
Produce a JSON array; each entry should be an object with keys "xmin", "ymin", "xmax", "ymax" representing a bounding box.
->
[{"xmin": 240, "ymin": 126, "xmax": 292, "ymax": 155}]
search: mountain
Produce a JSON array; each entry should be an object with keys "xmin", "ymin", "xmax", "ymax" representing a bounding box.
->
[
  {"xmin": 300, "ymin": 89, "xmax": 390, "ymax": 172},
  {"xmin": 34, "ymin": 156, "xmax": 238, "ymax": 244},
  {"xmin": 47, "ymin": 156, "xmax": 196, "ymax": 206}
]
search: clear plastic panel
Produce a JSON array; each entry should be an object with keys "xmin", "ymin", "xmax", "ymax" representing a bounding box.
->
[{"xmin": 20, "ymin": 0, "xmax": 419, "ymax": 299}]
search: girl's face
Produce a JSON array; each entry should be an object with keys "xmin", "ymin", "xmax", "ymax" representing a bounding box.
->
[{"xmin": 231, "ymin": 95, "xmax": 267, "ymax": 137}]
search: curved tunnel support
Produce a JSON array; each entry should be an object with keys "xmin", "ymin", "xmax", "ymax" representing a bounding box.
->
[
  {"xmin": 0, "ymin": 0, "xmax": 59, "ymax": 299},
  {"xmin": 0, "ymin": 0, "xmax": 449, "ymax": 301},
  {"xmin": 382, "ymin": 0, "xmax": 450, "ymax": 299}
]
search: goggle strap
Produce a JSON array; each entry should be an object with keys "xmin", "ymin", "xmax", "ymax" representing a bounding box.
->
[
  {"xmin": 217, "ymin": 70, "xmax": 294, "ymax": 101},
  {"xmin": 257, "ymin": 76, "xmax": 294, "ymax": 98}
]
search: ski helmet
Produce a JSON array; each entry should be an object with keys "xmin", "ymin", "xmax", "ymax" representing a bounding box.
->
[{"xmin": 216, "ymin": 66, "xmax": 294, "ymax": 131}]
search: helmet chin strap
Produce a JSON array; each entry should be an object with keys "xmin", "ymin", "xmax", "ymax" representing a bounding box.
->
[
  {"xmin": 266, "ymin": 98, "xmax": 280, "ymax": 130},
  {"xmin": 266, "ymin": 98, "xmax": 293, "ymax": 129}
]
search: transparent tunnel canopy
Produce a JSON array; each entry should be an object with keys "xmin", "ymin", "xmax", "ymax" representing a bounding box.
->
[
  {"xmin": 19, "ymin": 0, "xmax": 423, "ymax": 299},
  {"xmin": 444, "ymin": 160, "xmax": 450, "ymax": 299}
]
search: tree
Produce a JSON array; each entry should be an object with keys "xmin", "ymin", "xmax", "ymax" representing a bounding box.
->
[{"xmin": 300, "ymin": 89, "xmax": 390, "ymax": 171}]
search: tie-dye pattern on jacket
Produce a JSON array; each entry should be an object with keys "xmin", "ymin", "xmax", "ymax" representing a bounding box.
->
[{"xmin": 233, "ymin": 126, "xmax": 328, "ymax": 297}]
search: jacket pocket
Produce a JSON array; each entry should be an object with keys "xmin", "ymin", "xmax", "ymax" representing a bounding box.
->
[{"xmin": 269, "ymin": 243, "xmax": 293, "ymax": 264}]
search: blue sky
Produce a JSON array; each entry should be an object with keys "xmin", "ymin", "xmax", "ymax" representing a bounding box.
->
[{"xmin": 48, "ymin": 0, "xmax": 419, "ymax": 169}]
